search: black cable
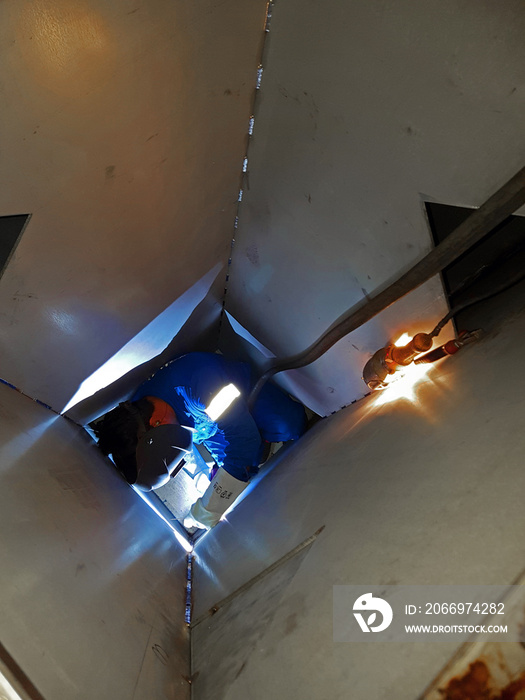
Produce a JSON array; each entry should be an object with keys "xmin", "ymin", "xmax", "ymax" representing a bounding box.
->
[
  {"xmin": 430, "ymin": 267, "xmax": 525, "ymax": 337},
  {"xmin": 447, "ymin": 238, "xmax": 525, "ymax": 298}
]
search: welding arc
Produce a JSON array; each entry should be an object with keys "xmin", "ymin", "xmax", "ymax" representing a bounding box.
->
[
  {"xmin": 430, "ymin": 267, "xmax": 525, "ymax": 337},
  {"xmin": 247, "ymin": 165, "xmax": 525, "ymax": 409}
]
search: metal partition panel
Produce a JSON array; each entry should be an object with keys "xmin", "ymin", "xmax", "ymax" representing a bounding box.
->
[
  {"xmin": 193, "ymin": 283, "xmax": 525, "ymax": 700},
  {"xmin": 0, "ymin": 0, "xmax": 267, "ymax": 411},
  {"xmin": 223, "ymin": 0, "xmax": 525, "ymax": 414},
  {"xmin": 0, "ymin": 383, "xmax": 191, "ymax": 699}
]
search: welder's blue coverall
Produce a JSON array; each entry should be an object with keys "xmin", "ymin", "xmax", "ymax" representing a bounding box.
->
[{"xmin": 132, "ymin": 353, "xmax": 306, "ymax": 482}]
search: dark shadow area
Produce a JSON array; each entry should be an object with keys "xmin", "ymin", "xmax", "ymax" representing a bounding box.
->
[
  {"xmin": 425, "ymin": 202, "xmax": 525, "ymax": 330},
  {"xmin": 0, "ymin": 214, "xmax": 30, "ymax": 278}
]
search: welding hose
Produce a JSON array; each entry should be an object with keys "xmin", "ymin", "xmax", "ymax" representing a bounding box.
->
[
  {"xmin": 429, "ymin": 267, "xmax": 525, "ymax": 337},
  {"xmin": 414, "ymin": 331, "xmax": 475, "ymax": 364},
  {"xmin": 247, "ymin": 165, "xmax": 525, "ymax": 409}
]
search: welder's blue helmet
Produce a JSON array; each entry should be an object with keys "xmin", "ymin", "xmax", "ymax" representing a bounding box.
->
[{"xmin": 134, "ymin": 424, "xmax": 193, "ymax": 491}]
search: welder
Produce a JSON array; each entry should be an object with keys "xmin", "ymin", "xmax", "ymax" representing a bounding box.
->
[{"xmin": 93, "ymin": 352, "xmax": 307, "ymax": 529}]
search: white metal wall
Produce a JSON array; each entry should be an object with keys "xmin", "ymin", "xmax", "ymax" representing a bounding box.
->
[
  {"xmin": 0, "ymin": 0, "xmax": 267, "ymax": 413},
  {"xmin": 222, "ymin": 0, "xmax": 525, "ymax": 415},
  {"xmin": 192, "ymin": 279, "xmax": 525, "ymax": 700},
  {"xmin": 0, "ymin": 383, "xmax": 191, "ymax": 699}
]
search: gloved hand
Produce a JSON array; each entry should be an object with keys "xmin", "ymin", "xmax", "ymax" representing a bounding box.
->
[{"xmin": 186, "ymin": 468, "xmax": 248, "ymax": 529}]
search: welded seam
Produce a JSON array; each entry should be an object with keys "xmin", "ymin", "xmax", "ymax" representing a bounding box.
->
[
  {"xmin": 185, "ymin": 553, "xmax": 194, "ymax": 624},
  {"xmin": 215, "ymin": 0, "xmax": 275, "ymax": 348},
  {"xmin": 0, "ymin": 377, "xmax": 80, "ymax": 425},
  {"xmin": 190, "ymin": 524, "xmax": 324, "ymax": 629},
  {"xmin": 185, "ymin": 552, "xmax": 196, "ymax": 695}
]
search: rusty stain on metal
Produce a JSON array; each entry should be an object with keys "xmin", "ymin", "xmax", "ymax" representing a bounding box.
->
[
  {"xmin": 440, "ymin": 660, "xmax": 490, "ymax": 699},
  {"xmin": 518, "ymin": 616, "xmax": 525, "ymax": 650},
  {"xmin": 498, "ymin": 675, "xmax": 525, "ymax": 700},
  {"xmin": 439, "ymin": 660, "xmax": 525, "ymax": 700}
]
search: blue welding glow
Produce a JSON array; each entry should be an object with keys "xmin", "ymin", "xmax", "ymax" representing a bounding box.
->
[
  {"xmin": 132, "ymin": 486, "xmax": 193, "ymax": 553},
  {"xmin": 224, "ymin": 310, "xmax": 275, "ymax": 359},
  {"xmin": 242, "ymin": 157, "xmax": 248, "ymax": 173},
  {"xmin": 0, "ymin": 416, "xmax": 59, "ymax": 464},
  {"xmin": 248, "ymin": 116, "xmax": 255, "ymax": 135},
  {"xmin": 61, "ymin": 263, "xmax": 222, "ymax": 414}
]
